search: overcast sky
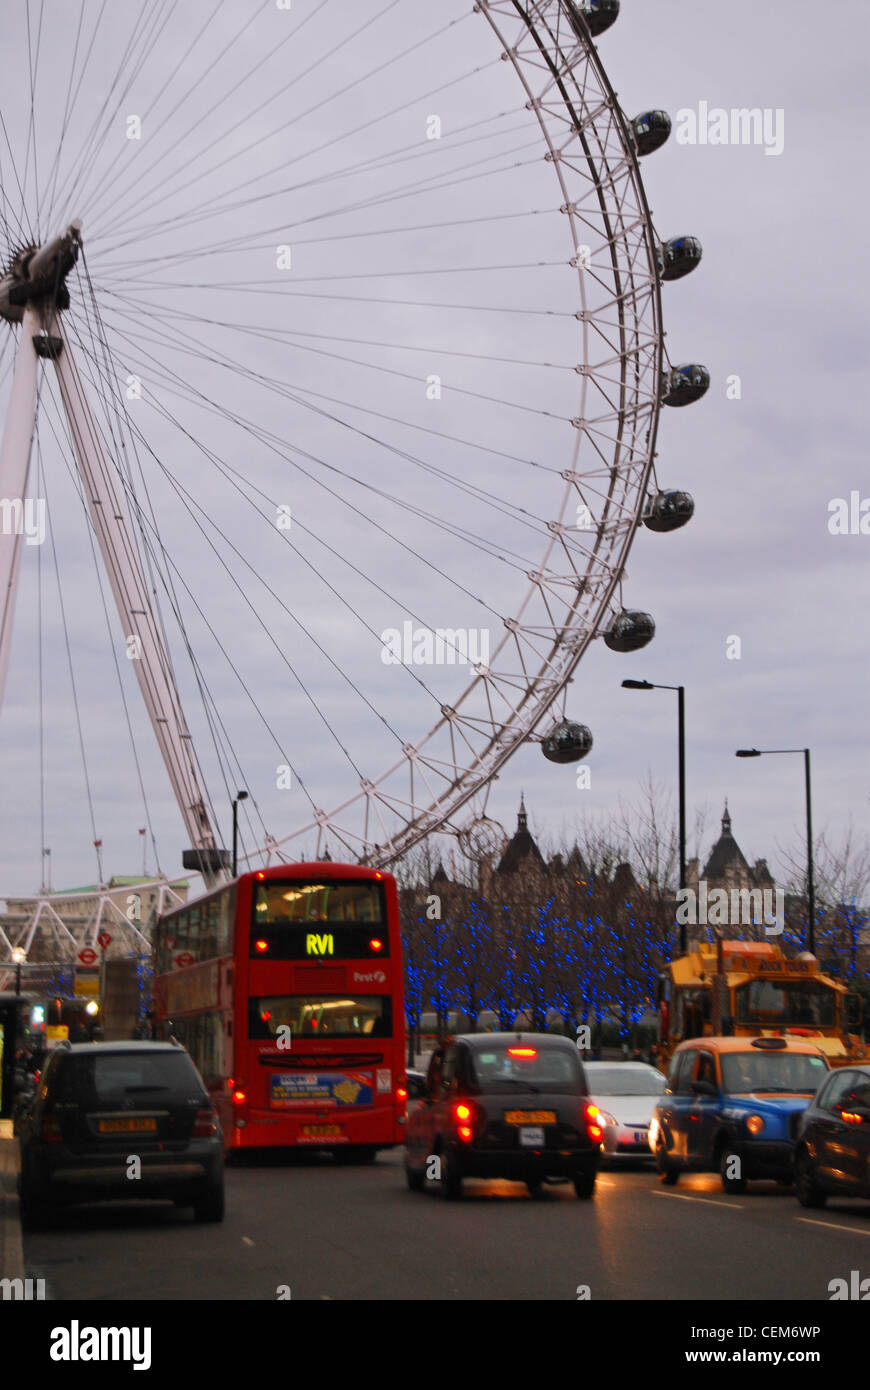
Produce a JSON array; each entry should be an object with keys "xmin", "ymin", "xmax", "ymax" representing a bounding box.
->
[{"xmin": 0, "ymin": 0, "xmax": 867, "ymax": 901}]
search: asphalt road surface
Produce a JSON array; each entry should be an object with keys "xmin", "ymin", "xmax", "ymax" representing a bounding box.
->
[{"xmin": 23, "ymin": 1149, "xmax": 870, "ymax": 1301}]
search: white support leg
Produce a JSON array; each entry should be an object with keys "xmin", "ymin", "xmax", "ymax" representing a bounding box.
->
[
  {"xmin": 51, "ymin": 317, "xmax": 226, "ymax": 887},
  {"xmin": 0, "ymin": 303, "xmax": 43, "ymax": 710}
]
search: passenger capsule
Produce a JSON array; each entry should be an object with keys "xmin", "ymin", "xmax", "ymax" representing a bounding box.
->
[
  {"xmin": 604, "ymin": 610, "xmax": 656, "ymax": 653},
  {"xmin": 643, "ymin": 490, "xmax": 695, "ymax": 533},
  {"xmin": 631, "ymin": 110, "xmax": 672, "ymax": 157},
  {"xmin": 662, "ymin": 364, "xmax": 710, "ymax": 407},
  {"xmin": 657, "ymin": 236, "xmax": 703, "ymax": 282},
  {"xmin": 567, "ymin": 0, "xmax": 620, "ymax": 38},
  {"xmin": 541, "ymin": 720, "xmax": 593, "ymax": 765}
]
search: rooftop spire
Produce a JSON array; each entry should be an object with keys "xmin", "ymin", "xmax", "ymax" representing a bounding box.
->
[{"xmin": 518, "ymin": 792, "xmax": 527, "ymax": 831}]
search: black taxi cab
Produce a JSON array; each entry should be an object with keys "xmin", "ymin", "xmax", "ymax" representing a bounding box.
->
[{"xmin": 404, "ymin": 1033, "xmax": 602, "ymax": 1199}]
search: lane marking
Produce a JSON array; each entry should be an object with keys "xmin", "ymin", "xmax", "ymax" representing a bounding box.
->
[
  {"xmin": 653, "ymin": 1190, "xmax": 743, "ymax": 1211},
  {"xmin": 241, "ymin": 1236, "xmax": 255, "ymax": 1246},
  {"xmin": 797, "ymin": 1217, "xmax": 870, "ymax": 1236}
]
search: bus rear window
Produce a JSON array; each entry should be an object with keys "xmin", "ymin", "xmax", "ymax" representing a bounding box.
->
[{"xmin": 249, "ymin": 995, "xmax": 392, "ymax": 1039}]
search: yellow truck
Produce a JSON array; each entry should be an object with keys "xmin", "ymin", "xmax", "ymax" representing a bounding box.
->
[{"xmin": 655, "ymin": 940, "xmax": 865, "ymax": 1070}]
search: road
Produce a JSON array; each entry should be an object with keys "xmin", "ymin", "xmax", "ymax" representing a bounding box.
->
[{"xmin": 22, "ymin": 1150, "xmax": 870, "ymax": 1301}]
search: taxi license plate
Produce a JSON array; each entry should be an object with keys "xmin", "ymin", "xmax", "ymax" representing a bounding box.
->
[
  {"xmin": 98, "ymin": 1117, "xmax": 157, "ymax": 1134},
  {"xmin": 504, "ymin": 1110, "xmax": 557, "ymax": 1125},
  {"xmin": 301, "ymin": 1125, "xmax": 343, "ymax": 1138},
  {"xmin": 520, "ymin": 1127, "xmax": 545, "ymax": 1148}
]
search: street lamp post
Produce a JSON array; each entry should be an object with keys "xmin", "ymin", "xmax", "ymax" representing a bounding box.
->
[
  {"xmin": 735, "ymin": 747, "xmax": 815, "ymax": 954},
  {"xmin": 232, "ymin": 790, "xmax": 249, "ymax": 878},
  {"xmin": 622, "ymin": 680, "xmax": 687, "ymax": 952},
  {"xmin": 11, "ymin": 946, "xmax": 26, "ymax": 996}
]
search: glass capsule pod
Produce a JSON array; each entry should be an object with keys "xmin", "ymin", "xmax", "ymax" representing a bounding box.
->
[
  {"xmin": 662, "ymin": 364, "xmax": 710, "ymax": 407},
  {"xmin": 567, "ymin": 0, "xmax": 620, "ymax": 39},
  {"xmin": 643, "ymin": 490, "xmax": 695, "ymax": 533},
  {"xmin": 541, "ymin": 720, "xmax": 594, "ymax": 765},
  {"xmin": 603, "ymin": 610, "xmax": 656, "ymax": 653},
  {"xmin": 631, "ymin": 110, "xmax": 672, "ymax": 156},
  {"xmin": 657, "ymin": 235, "xmax": 703, "ymax": 282}
]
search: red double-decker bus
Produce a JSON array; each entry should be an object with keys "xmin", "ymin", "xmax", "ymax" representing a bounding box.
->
[{"xmin": 152, "ymin": 863, "xmax": 407, "ymax": 1158}]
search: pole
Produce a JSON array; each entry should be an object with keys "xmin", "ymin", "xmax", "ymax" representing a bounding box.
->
[
  {"xmin": 677, "ymin": 685, "xmax": 687, "ymax": 954},
  {"xmin": 0, "ymin": 303, "xmax": 43, "ymax": 711},
  {"xmin": 804, "ymin": 748, "xmax": 815, "ymax": 954},
  {"xmin": 232, "ymin": 799, "xmax": 239, "ymax": 878}
]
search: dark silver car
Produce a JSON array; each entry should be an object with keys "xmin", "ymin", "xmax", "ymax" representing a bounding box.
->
[{"xmin": 18, "ymin": 1040, "xmax": 224, "ymax": 1228}]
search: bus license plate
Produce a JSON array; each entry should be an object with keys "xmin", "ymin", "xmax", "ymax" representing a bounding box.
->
[
  {"xmin": 301, "ymin": 1125, "xmax": 343, "ymax": 1138},
  {"xmin": 519, "ymin": 1127, "xmax": 544, "ymax": 1148},
  {"xmin": 98, "ymin": 1117, "xmax": 157, "ymax": 1133}
]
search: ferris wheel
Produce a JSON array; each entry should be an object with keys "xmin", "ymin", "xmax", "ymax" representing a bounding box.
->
[{"xmin": 0, "ymin": 0, "xmax": 708, "ymax": 893}]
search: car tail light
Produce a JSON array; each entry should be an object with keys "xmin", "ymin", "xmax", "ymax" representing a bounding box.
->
[
  {"xmin": 41, "ymin": 1113, "xmax": 62, "ymax": 1143},
  {"xmin": 232, "ymin": 1089, "xmax": 247, "ymax": 1106},
  {"xmin": 585, "ymin": 1103, "xmax": 603, "ymax": 1143},
  {"xmin": 842, "ymin": 1110, "xmax": 863, "ymax": 1126},
  {"xmin": 453, "ymin": 1101, "xmax": 476, "ymax": 1141},
  {"xmin": 192, "ymin": 1108, "xmax": 218, "ymax": 1137}
]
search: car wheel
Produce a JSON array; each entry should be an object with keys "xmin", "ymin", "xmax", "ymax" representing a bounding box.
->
[
  {"xmin": 572, "ymin": 1169, "xmax": 596, "ymax": 1200},
  {"xmin": 440, "ymin": 1149, "xmax": 462, "ymax": 1200},
  {"xmin": 719, "ymin": 1147, "xmax": 747, "ymax": 1195},
  {"xmin": 405, "ymin": 1161, "xmax": 425, "ymax": 1192},
  {"xmin": 19, "ymin": 1187, "xmax": 50, "ymax": 1231},
  {"xmin": 655, "ymin": 1139, "xmax": 679, "ymax": 1186},
  {"xmin": 193, "ymin": 1182, "xmax": 225, "ymax": 1223},
  {"xmin": 794, "ymin": 1150, "xmax": 827, "ymax": 1209}
]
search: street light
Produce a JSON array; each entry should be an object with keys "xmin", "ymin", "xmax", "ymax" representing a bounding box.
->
[
  {"xmin": 622, "ymin": 679, "xmax": 687, "ymax": 952},
  {"xmin": 231, "ymin": 790, "xmax": 249, "ymax": 878},
  {"xmin": 735, "ymin": 747, "xmax": 815, "ymax": 953},
  {"xmin": 10, "ymin": 946, "xmax": 26, "ymax": 996}
]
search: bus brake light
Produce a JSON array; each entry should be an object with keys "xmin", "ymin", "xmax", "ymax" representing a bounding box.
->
[
  {"xmin": 232, "ymin": 1089, "xmax": 247, "ymax": 1106},
  {"xmin": 369, "ymin": 938, "xmax": 383, "ymax": 952},
  {"xmin": 255, "ymin": 939, "xmax": 269, "ymax": 953}
]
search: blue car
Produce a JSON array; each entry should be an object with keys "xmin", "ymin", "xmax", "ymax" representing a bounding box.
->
[{"xmin": 650, "ymin": 1036, "xmax": 830, "ymax": 1193}]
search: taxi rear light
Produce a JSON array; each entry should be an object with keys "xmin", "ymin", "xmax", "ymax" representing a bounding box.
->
[
  {"xmin": 192, "ymin": 1108, "xmax": 218, "ymax": 1138},
  {"xmin": 585, "ymin": 1102, "xmax": 603, "ymax": 1143},
  {"xmin": 453, "ymin": 1101, "xmax": 477, "ymax": 1139},
  {"xmin": 41, "ymin": 1113, "xmax": 62, "ymax": 1143}
]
